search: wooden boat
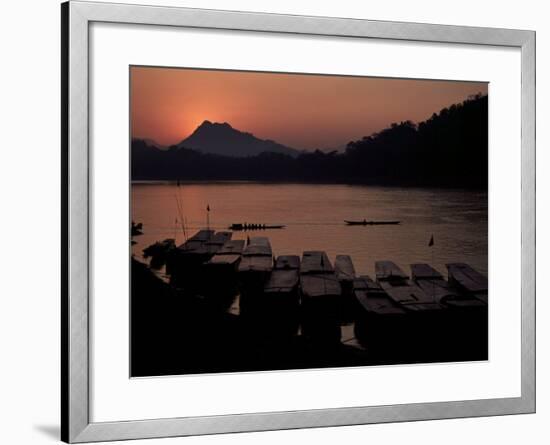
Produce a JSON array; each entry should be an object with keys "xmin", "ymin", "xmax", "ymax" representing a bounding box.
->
[
  {"xmin": 189, "ymin": 231, "xmax": 233, "ymax": 258},
  {"xmin": 353, "ymin": 276, "xmax": 408, "ymax": 358},
  {"xmin": 238, "ymin": 255, "xmax": 273, "ymax": 274},
  {"xmin": 375, "ymin": 260, "xmax": 447, "ymax": 361},
  {"xmin": 261, "ymin": 255, "xmax": 301, "ymax": 337},
  {"xmin": 142, "ymin": 238, "xmax": 175, "ymax": 270},
  {"xmin": 166, "ymin": 229, "xmax": 216, "ymax": 287},
  {"xmin": 345, "ymin": 220, "xmax": 400, "ymax": 226},
  {"xmin": 300, "ymin": 250, "xmax": 333, "ymax": 274},
  {"xmin": 446, "ymin": 263, "xmax": 488, "ymax": 304},
  {"xmin": 412, "ymin": 263, "xmax": 488, "ymax": 360},
  {"xmin": 274, "ymin": 255, "xmax": 300, "ymax": 270},
  {"xmin": 205, "ymin": 231, "xmax": 232, "ymax": 247},
  {"xmin": 205, "ymin": 240, "xmax": 245, "ymax": 270},
  {"xmin": 334, "ymin": 255, "xmax": 357, "ymax": 322},
  {"xmin": 202, "ymin": 239, "xmax": 246, "ymax": 304},
  {"xmin": 375, "ymin": 260, "xmax": 409, "ymax": 281},
  {"xmin": 184, "ymin": 229, "xmax": 215, "ymax": 244},
  {"xmin": 216, "ymin": 239, "xmax": 246, "ymax": 256},
  {"xmin": 411, "ymin": 263, "xmax": 487, "ymax": 309},
  {"xmin": 334, "ymin": 255, "xmax": 356, "ymax": 283},
  {"xmin": 265, "ymin": 264, "xmax": 300, "ymax": 295},
  {"xmin": 229, "ymin": 223, "xmax": 286, "ymax": 231},
  {"xmin": 300, "ymin": 251, "xmax": 342, "ymax": 343},
  {"xmin": 238, "ymin": 237, "xmax": 274, "ymax": 317}
]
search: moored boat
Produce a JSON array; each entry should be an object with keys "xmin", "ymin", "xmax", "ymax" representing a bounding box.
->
[
  {"xmin": 238, "ymin": 237, "xmax": 274, "ymax": 317},
  {"xmin": 353, "ymin": 276, "xmax": 408, "ymax": 360},
  {"xmin": 334, "ymin": 255, "xmax": 357, "ymax": 322},
  {"xmin": 260, "ymin": 255, "xmax": 301, "ymax": 338},
  {"xmin": 446, "ymin": 263, "xmax": 488, "ymax": 304},
  {"xmin": 412, "ymin": 263, "xmax": 488, "ymax": 360},
  {"xmin": 202, "ymin": 239, "xmax": 246, "ymax": 305},
  {"xmin": 375, "ymin": 260, "xmax": 447, "ymax": 361},
  {"xmin": 166, "ymin": 229, "xmax": 216, "ymax": 287},
  {"xmin": 300, "ymin": 251, "xmax": 342, "ymax": 344}
]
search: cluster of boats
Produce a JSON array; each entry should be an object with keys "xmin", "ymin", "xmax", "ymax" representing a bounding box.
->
[{"xmin": 143, "ymin": 229, "xmax": 487, "ymax": 363}]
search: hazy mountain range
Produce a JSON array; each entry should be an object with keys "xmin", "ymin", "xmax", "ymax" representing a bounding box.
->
[{"xmin": 136, "ymin": 121, "xmax": 349, "ymax": 156}]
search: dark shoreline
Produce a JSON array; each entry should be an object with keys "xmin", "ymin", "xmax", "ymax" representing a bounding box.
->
[
  {"xmin": 131, "ymin": 179, "xmax": 488, "ymax": 192},
  {"xmin": 132, "ymin": 95, "xmax": 488, "ymax": 191}
]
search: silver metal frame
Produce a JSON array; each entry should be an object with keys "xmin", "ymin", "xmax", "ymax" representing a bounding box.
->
[{"xmin": 61, "ymin": 1, "xmax": 535, "ymax": 442}]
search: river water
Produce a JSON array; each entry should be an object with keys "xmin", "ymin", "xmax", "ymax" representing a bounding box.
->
[{"xmin": 131, "ymin": 181, "xmax": 487, "ymax": 279}]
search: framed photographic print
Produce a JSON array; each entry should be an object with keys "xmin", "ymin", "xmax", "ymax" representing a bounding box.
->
[{"xmin": 62, "ymin": 1, "xmax": 535, "ymax": 442}]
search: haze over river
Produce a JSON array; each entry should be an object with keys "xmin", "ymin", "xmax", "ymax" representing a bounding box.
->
[{"xmin": 131, "ymin": 182, "xmax": 487, "ymax": 279}]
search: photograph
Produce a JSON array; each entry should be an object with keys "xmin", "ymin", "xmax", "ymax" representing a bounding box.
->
[{"xmin": 130, "ymin": 66, "xmax": 489, "ymax": 377}]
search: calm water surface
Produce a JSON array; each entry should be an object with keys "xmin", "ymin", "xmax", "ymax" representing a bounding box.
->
[{"xmin": 131, "ymin": 182, "xmax": 487, "ymax": 278}]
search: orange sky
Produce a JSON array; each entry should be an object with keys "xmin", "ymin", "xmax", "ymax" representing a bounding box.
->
[{"xmin": 131, "ymin": 66, "xmax": 488, "ymax": 150}]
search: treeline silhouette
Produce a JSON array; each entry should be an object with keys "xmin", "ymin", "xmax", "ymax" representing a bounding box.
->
[{"xmin": 132, "ymin": 94, "xmax": 487, "ymax": 189}]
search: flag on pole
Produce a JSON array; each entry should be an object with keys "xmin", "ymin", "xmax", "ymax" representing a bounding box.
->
[{"xmin": 429, "ymin": 234, "xmax": 434, "ymax": 247}]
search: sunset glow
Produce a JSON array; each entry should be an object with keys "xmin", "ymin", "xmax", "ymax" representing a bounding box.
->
[{"xmin": 131, "ymin": 66, "xmax": 488, "ymax": 150}]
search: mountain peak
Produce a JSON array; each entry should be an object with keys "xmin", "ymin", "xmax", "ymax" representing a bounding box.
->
[
  {"xmin": 179, "ymin": 121, "xmax": 299, "ymax": 158},
  {"xmin": 198, "ymin": 120, "xmax": 232, "ymax": 129}
]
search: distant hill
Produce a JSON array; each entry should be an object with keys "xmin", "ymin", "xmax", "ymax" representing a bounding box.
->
[
  {"xmin": 132, "ymin": 94, "xmax": 488, "ymax": 189},
  {"xmin": 176, "ymin": 120, "xmax": 300, "ymax": 157}
]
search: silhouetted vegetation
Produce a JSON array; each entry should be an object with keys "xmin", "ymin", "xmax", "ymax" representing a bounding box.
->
[{"xmin": 132, "ymin": 94, "xmax": 487, "ymax": 189}]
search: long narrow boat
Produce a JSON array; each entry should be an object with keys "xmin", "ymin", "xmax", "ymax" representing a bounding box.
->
[
  {"xmin": 353, "ymin": 275, "xmax": 408, "ymax": 360},
  {"xmin": 300, "ymin": 251, "xmax": 342, "ymax": 344},
  {"xmin": 446, "ymin": 263, "xmax": 488, "ymax": 304},
  {"xmin": 412, "ymin": 263, "xmax": 488, "ymax": 360},
  {"xmin": 334, "ymin": 255, "xmax": 357, "ymax": 322},
  {"xmin": 300, "ymin": 250, "xmax": 333, "ymax": 274},
  {"xmin": 375, "ymin": 260, "xmax": 447, "ymax": 361},
  {"xmin": 238, "ymin": 237, "xmax": 274, "ymax": 317},
  {"xmin": 202, "ymin": 239, "xmax": 245, "ymax": 304},
  {"xmin": 204, "ymin": 231, "xmax": 232, "ymax": 248},
  {"xmin": 376, "ymin": 261, "xmax": 441, "ymax": 309},
  {"xmin": 260, "ymin": 255, "xmax": 301, "ymax": 338},
  {"xmin": 345, "ymin": 220, "xmax": 400, "ymax": 226},
  {"xmin": 229, "ymin": 223, "xmax": 286, "ymax": 231},
  {"xmin": 166, "ymin": 229, "xmax": 216, "ymax": 287},
  {"xmin": 375, "ymin": 260, "xmax": 409, "ymax": 281}
]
